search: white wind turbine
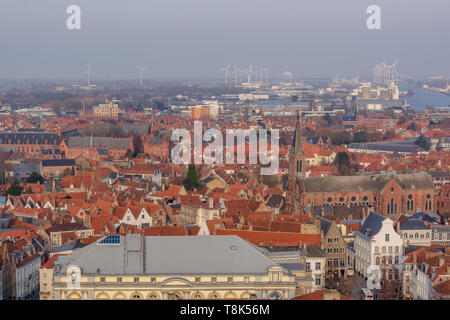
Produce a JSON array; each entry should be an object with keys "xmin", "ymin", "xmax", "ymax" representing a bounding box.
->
[
  {"xmin": 245, "ymin": 64, "xmax": 254, "ymax": 83},
  {"xmin": 219, "ymin": 64, "xmax": 231, "ymax": 86},
  {"xmin": 84, "ymin": 64, "xmax": 94, "ymax": 86},
  {"xmin": 262, "ymin": 67, "xmax": 270, "ymax": 82},
  {"xmin": 136, "ymin": 66, "xmax": 148, "ymax": 88},
  {"xmin": 232, "ymin": 64, "xmax": 242, "ymax": 87}
]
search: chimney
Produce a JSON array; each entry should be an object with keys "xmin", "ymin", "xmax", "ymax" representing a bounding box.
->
[
  {"xmin": 396, "ymin": 221, "xmax": 401, "ymax": 233},
  {"xmin": 209, "ymin": 197, "xmax": 213, "ymax": 209},
  {"xmin": 413, "ymin": 253, "xmax": 417, "ymax": 265},
  {"xmin": 439, "ymin": 257, "xmax": 445, "ymax": 268}
]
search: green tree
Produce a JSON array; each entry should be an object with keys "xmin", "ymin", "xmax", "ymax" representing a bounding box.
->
[
  {"xmin": 25, "ymin": 187, "xmax": 34, "ymax": 194},
  {"xmin": 353, "ymin": 131, "xmax": 368, "ymax": 143},
  {"xmin": 7, "ymin": 180, "xmax": 24, "ymax": 196},
  {"xmin": 125, "ymin": 149, "xmax": 133, "ymax": 159},
  {"xmin": 183, "ymin": 165, "xmax": 202, "ymax": 191},
  {"xmin": 333, "ymin": 152, "xmax": 351, "ymax": 175},
  {"xmin": 0, "ymin": 170, "xmax": 6, "ymax": 185},
  {"xmin": 27, "ymin": 171, "xmax": 45, "ymax": 184},
  {"xmin": 415, "ymin": 135, "xmax": 431, "ymax": 151},
  {"xmin": 407, "ymin": 122, "xmax": 417, "ymax": 131}
]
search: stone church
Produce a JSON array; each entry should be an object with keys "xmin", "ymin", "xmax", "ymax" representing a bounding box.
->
[{"xmin": 286, "ymin": 115, "xmax": 435, "ymax": 217}]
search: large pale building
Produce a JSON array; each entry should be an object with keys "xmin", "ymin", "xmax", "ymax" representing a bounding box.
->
[
  {"xmin": 46, "ymin": 235, "xmax": 297, "ymax": 300},
  {"xmin": 93, "ymin": 101, "xmax": 121, "ymax": 118}
]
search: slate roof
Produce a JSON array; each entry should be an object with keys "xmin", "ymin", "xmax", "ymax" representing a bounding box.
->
[
  {"xmin": 68, "ymin": 137, "xmax": 130, "ymax": 150},
  {"xmin": 266, "ymin": 194, "xmax": 284, "ymax": 208},
  {"xmin": 410, "ymin": 212, "xmax": 439, "ymax": 224},
  {"xmin": 400, "ymin": 219, "xmax": 428, "ymax": 231},
  {"xmin": 348, "ymin": 141, "xmax": 425, "ymax": 153},
  {"xmin": 42, "ymin": 159, "xmax": 76, "ymax": 167},
  {"xmin": 360, "ymin": 212, "xmax": 386, "ymax": 237},
  {"xmin": 301, "ymin": 172, "xmax": 434, "ymax": 193},
  {"xmin": 0, "ymin": 132, "xmax": 60, "ymax": 145},
  {"xmin": 54, "ymin": 235, "xmax": 283, "ymax": 275}
]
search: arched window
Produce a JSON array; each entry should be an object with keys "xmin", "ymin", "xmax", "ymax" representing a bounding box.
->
[
  {"xmin": 147, "ymin": 293, "xmax": 159, "ymax": 300},
  {"xmin": 268, "ymin": 292, "xmax": 281, "ymax": 300},
  {"xmin": 351, "ymin": 196, "xmax": 356, "ymax": 202},
  {"xmin": 191, "ymin": 292, "xmax": 203, "ymax": 299},
  {"xmin": 415, "ymin": 233, "xmax": 419, "ymax": 239},
  {"xmin": 131, "ymin": 293, "xmax": 142, "ymax": 300},
  {"xmin": 339, "ymin": 197, "xmax": 345, "ymax": 202},
  {"xmin": 297, "ymin": 160, "xmax": 302, "ymax": 173}
]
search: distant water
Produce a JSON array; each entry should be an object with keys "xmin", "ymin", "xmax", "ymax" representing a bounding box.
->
[{"xmin": 399, "ymin": 85, "xmax": 450, "ymax": 110}]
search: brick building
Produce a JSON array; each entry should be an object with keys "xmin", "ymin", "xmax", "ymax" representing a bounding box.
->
[{"xmin": 286, "ymin": 116, "xmax": 436, "ymax": 217}]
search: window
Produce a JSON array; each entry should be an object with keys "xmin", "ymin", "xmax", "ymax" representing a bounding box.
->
[
  {"xmin": 334, "ymin": 238, "xmax": 339, "ymax": 243},
  {"xmin": 117, "ymin": 277, "xmax": 122, "ymax": 283},
  {"xmin": 228, "ymin": 277, "xmax": 233, "ymax": 283},
  {"xmin": 306, "ymin": 262, "xmax": 310, "ymax": 270},
  {"xmin": 315, "ymin": 277, "xmax": 321, "ymax": 286},
  {"xmin": 150, "ymin": 277, "xmax": 156, "ymax": 283},
  {"xmin": 385, "ymin": 234, "xmax": 390, "ymax": 242},
  {"xmin": 415, "ymin": 233, "xmax": 419, "ymax": 239},
  {"xmin": 395, "ymin": 256, "xmax": 399, "ymax": 265},
  {"xmin": 315, "ymin": 262, "xmax": 321, "ymax": 270},
  {"xmin": 328, "ymin": 238, "xmax": 332, "ymax": 243},
  {"xmin": 195, "ymin": 277, "xmax": 201, "ymax": 283},
  {"xmin": 382, "ymin": 246, "xmax": 386, "ymax": 253},
  {"xmin": 443, "ymin": 233, "xmax": 447, "ymax": 240},
  {"xmin": 134, "ymin": 277, "xmax": 139, "ymax": 283},
  {"xmin": 340, "ymin": 259, "xmax": 345, "ymax": 267},
  {"xmin": 426, "ymin": 233, "xmax": 430, "ymax": 239},
  {"xmin": 334, "ymin": 259, "xmax": 338, "ymax": 267},
  {"xmin": 351, "ymin": 196, "xmax": 356, "ymax": 202},
  {"xmin": 244, "ymin": 277, "xmax": 249, "ymax": 283},
  {"xmin": 100, "ymin": 277, "xmax": 105, "ymax": 283},
  {"xmin": 211, "ymin": 277, "xmax": 217, "ymax": 283},
  {"xmin": 434, "ymin": 233, "xmax": 439, "ymax": 240}
]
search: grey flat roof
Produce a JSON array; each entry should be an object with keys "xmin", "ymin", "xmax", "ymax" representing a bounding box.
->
[{"xmin": 56, "ymin": 235, "xmax": 282, "ymax": 275}]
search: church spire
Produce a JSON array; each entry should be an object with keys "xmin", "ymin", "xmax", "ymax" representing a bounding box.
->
[{"xmin": 291, "ymin": 112, "xmax": 305, "ymax": 157}]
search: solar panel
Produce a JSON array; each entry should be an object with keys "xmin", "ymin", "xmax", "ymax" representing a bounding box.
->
[{"xmin": 98, "ymin": 234, "xmax": 121, "ymax": 245}]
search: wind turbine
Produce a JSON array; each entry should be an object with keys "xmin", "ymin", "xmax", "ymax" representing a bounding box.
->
[
  {"xmin": 219, "ymin": 64, "xmax": 231, "ymax": 86},
  {"xmin": 84, "ymin": 64, "xmax": 94, "ymax": 86},
  {"xmin": 232, "ymin": 64, "xmax": 242, "ymax": 87},
  {"xmin": 245, "ymin": 64, "xmax": 254, "ymax": 83},
  {"xmin": 261, "ymin": 67, "xmax": 270, "ymax": 82},
  {"xmin": 136, "ymin": 66, "xmax": 148, "ymax": 88}
]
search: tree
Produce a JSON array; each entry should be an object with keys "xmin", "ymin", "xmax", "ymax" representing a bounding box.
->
[
  {"xmin": 415, "ymin": 135, "xmax": 431, "ymax": 151},
  {"xmin": 0, "ymin": 170, "xmax": 6, "ymax": 185},
  {"xmin": 125, "ymin": 149, "xmax": 133, "ymax": 159},
  {"xmin": 7, "ymin": 180, "xmax": 24, "ymax": 196},
  {"xmin": 132, "ymin": 135, "xmax": 143, "ymax": 156},
  {"xmin": 333, "ymin": 152, "xmax": 351, "ymax": 175},
  {"xmin": 26, "ymin": 171, "xmax": 45, "ymax": 184},
  {"xmin": 353, "ymin": 131, "xmax": 368, "ymax": 143},
  {"xmin": 183, "ymin": 165, "xmax": 202, "ymax": 191},
  {"xmin": 407, "ymin": 122, "xmax": 417, "ymax": 131},
  {"xmin": 25, "ymin": 187, "xmax": 34, "ymax": 194}
]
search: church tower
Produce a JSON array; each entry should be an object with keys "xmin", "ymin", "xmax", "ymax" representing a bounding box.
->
[{"xmin": 287, "ymin": 113, "xmax": 307, "ymax": 213}]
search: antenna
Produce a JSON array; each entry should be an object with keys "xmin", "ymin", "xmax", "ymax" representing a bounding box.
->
[
  {"xmin": 84, "ymin": 64, "xmax": 94, "ymax": 86},
  {"xmin": 136, "ymin": 66, "xmax": 148, "ymax": 89}
]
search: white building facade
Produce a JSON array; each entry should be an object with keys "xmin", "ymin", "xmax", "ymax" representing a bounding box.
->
[{"xmin": 354, "ymin": 213, "xmax": 403, "ymax": 281}]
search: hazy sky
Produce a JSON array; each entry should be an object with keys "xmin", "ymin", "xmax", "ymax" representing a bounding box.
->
[{"xmin": 0, "ymin": 0, "xmax": 449, "ymax": 80}]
